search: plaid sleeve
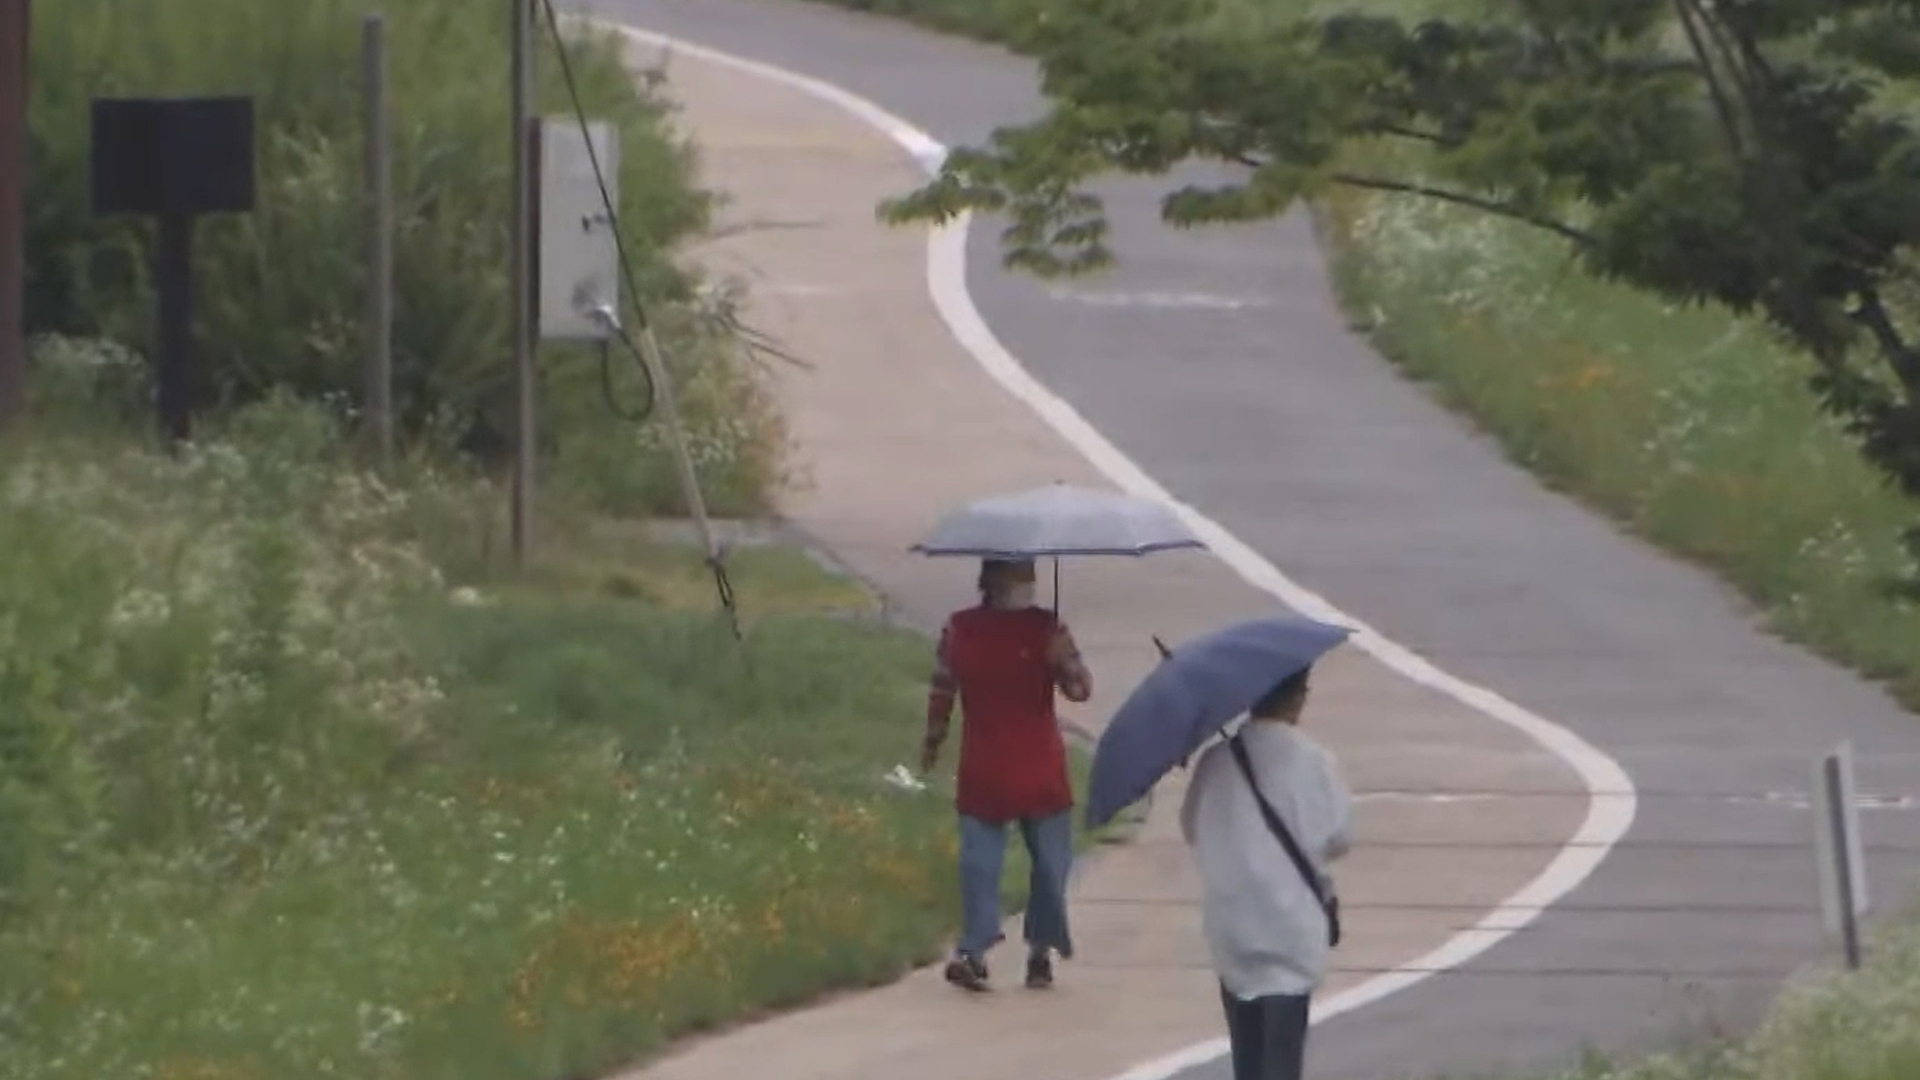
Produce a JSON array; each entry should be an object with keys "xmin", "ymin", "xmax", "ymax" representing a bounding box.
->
[
  {"xmin": 925, "ymin": 618, "xmax": 958, "ymax": 747},
  {"xmin": 1053, "ymin": 620, "xmax": 1092, "ymax": 703}
]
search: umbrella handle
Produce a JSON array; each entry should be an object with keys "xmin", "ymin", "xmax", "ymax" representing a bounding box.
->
[{"xmin": 1154, "ymin": 634, "xmax": 1187, "ymax": 768}]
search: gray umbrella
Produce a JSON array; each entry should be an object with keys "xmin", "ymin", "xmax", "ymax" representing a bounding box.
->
[
  {"xmin": 912, "ymin": 482, "xmax": 1206, "ymax": 559},
  {"xmin": 912, "ymin": 483, "xmax": 1206, "ymax": 608}
]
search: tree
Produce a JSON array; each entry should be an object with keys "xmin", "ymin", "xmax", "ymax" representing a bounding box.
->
[{"xmin": 883, "ymin": 0, "xmax": 1920, "ymax": 569}]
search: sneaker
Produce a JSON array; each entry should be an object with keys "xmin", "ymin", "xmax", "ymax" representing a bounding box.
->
[
  {"xmin": 1024, "ymin": 951, "xmax": 1054, "ymax": 990},
  {"xmin": 944, "ymin": 952, "xmax": 990, "ymax": 992}
]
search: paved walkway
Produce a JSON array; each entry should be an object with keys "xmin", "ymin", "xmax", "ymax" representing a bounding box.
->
[{"xmin": 610, "ymin": 42, "xmax": 1586, "ymax": 1080}]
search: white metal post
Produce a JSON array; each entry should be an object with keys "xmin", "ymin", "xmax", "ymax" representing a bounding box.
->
[{"xmin": 1814, "ymin": 742, "xmax": 1869, "ymax": 970}]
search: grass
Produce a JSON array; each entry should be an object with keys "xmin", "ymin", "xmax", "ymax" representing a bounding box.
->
[
  {"xmin": 0, "ymin": 392, "xmax": 1084, "ymax": 1080},
  {"xmin": 512, "ymin": 523, "xmax": 875, "ymax": 618}
]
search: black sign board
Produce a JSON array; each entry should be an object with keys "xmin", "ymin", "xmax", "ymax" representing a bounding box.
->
[
  {"xmin": 91, "ymin": 97, "xmax": 256, "ymax": 217},
  {"xmin": 89, "ymin": 96, "xmax": 257, "ymax": 444}
]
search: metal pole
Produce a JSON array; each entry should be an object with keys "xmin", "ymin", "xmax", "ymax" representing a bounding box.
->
[
  {"xmin": 508, "ymin": 0, "xmax": 536, "ymax": 566},
  {"xmin": 154, "ymin": 212, "xmax": 194, "ymax": 446},
  {"xmin": 0, "ymin": 0, "xmax": 28, "ymax": 433},
  {"xmin": 1824, "ymin": 753, "xmax": 1863, "ymax": 970},
  {"xmin": 361, "ymin": 13, "xmax": 393, "ymax": 466}
]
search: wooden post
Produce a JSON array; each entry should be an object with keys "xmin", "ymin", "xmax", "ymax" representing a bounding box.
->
[
  {"xmin": 508, "ymin": 0, "xmax": 536, "ymax": 566},
  {"xmin": 361, "ymin": 13, "xmax": 393, "ymax": 465},
  {"xmin": 0, "ymin": 0, "xmax": 29, "ymax": 432}
]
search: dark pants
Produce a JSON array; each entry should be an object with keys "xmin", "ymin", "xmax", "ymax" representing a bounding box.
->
[{"xmin": 1220, "ymin": 985, "xmax": 1310, "ymax": 1080}]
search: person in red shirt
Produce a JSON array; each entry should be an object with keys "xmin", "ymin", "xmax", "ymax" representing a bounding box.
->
[{"xmin": 921, "ymin": 557, "xmax": 1093, "ymax": 992}]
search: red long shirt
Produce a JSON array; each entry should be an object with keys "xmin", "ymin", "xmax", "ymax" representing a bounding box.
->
[{"xmin": 925, "ymin": 605, "xmax": 1091, "ymax": 823}]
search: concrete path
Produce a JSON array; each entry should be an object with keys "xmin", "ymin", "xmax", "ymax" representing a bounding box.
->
[
  {"xmin": 593, "ymin": 4, "xmax": 1920, "ymax": 1079},
  {"xmin": 606, "ymin": 36, "xmax": 1586, "ymax": 1080}
]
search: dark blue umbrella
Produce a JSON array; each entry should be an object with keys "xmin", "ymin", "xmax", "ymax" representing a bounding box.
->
[{"xmin": 1085, "ymin": 613, "xmax": 1354, "ymax": 829}]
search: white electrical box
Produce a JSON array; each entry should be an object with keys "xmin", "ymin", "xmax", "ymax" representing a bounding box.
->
[{"xmin": 537, "ymin": 118, "xmax": 620, "ymax": 342}]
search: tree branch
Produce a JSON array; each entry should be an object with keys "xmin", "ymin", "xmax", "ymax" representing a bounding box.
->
[
  {"xmin": 1691, "ymin": 0, "xmax": 1776, "ymax": 132},
  {"xmin": 1365, "ymin": 123, "xmax": 1461, "ymax": 148},
  {"xmin": 1329, "ymin": 172, "xmax": 1597, "ymax": 246},
  {"xmin": 1851, "ymin": 289, "xmax": 1920, "ymax": 397},
  {"xmin": 1711, "ymin": 0, "xmax": 1785, "ymax": 98},
  {"xmin": 1672, "ymin": 0, "xmax": 1748, "ymax": 158}
]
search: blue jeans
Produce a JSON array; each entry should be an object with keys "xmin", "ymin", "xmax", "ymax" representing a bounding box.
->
[{"xmin": 957, "ymin": 811, "xmax": 1074, "ymax": 959}]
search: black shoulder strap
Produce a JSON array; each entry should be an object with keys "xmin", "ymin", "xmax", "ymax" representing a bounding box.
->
[{"xmin": 1227, "ymin": 733, "xmax": 1342, "ymax": 947}]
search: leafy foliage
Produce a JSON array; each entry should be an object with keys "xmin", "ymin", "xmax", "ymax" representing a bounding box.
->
[
  {"xmin": 25, "ymin": 0, "xmax": 709, "ymax": 462},
  {"xmin": 885, "ymin": 0, "xmax": 1920, "ymax": 561}
]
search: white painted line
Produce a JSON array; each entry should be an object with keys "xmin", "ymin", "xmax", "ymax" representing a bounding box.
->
[
  {"xmin": 759, "ymin": 283, "xmax": 861, "ymax": 296},
  {"xmin": 1353, "ymin": 792, "xmax": 1514, "ymax": 805},
  {"xmin": 612, "ymin": 23, "xmax": 1639, "ymax": 1080},
  {"xmin": 1044, "ymin": 286, "xmax": 1274, "ymax": 311},
  {"xmin": 1743, "ymin": 790, "xmax": 1918, "ymax": 812}
]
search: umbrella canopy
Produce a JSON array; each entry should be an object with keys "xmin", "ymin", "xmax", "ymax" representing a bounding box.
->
[
  {"xmin": 1085, "ymin": 613, "xmax": 1353, "ymax": 829},
  {"xmin": 912, "ymin": 483, "xmax": 1205, "ymax": 559}
]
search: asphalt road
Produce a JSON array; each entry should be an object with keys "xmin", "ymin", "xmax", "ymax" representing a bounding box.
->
[{"xmin": 598, "ymin": 2, "xmax": 1920, "ymax": 1076}]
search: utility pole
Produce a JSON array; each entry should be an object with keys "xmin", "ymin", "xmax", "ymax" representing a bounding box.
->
[
  {"xmin": 361, "ymin": 13, "xmax": 393, "ymax": 466},
  {"xmin": 0, "ymin": 0, "xmax": 28, "ymax": 433},
  {"xmin": 508, "ymin": 0, "xmax": 536, "ymax": 566}
]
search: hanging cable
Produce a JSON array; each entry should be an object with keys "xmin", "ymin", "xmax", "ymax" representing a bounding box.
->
[
  {"xmin": 540, "ymin": 0, "xmax": 656, "ymax": 423},
  {"xmin": 540, "ymin": 0, "xmax": 741, "ymax": 640},
  {"xmin": 596, "ymin": 328, "xmax": 654, "ymax": 423}
]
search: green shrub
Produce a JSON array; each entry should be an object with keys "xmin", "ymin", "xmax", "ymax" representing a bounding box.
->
[
  {"xmin": 0, "ymin": 394, "xmax": 456, "ymax": 897},
  {"xmin": 24, "ymin": 0, "xmax": 782, "ymax": 515},
  {"xmin": 538, "ymin": 300, "xmax": 791, "ymax": 518}
]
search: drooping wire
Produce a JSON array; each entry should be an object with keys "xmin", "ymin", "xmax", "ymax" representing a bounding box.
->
[
  {"xmin": 597, "ymin": 333, "xmax": 653, "ymax": 423},
  {"xmin": 539, "ymin": 0, "xmax": 741, "ymax": 640},
  {"xmin": 539, "ymin": 0, "xmax": 656, "ymax": 424}
]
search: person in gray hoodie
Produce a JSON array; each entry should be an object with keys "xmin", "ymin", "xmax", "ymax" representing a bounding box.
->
[{"xmin": 1179, "ymin": 665, "xmax": 1353, "ymax": 1080}]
